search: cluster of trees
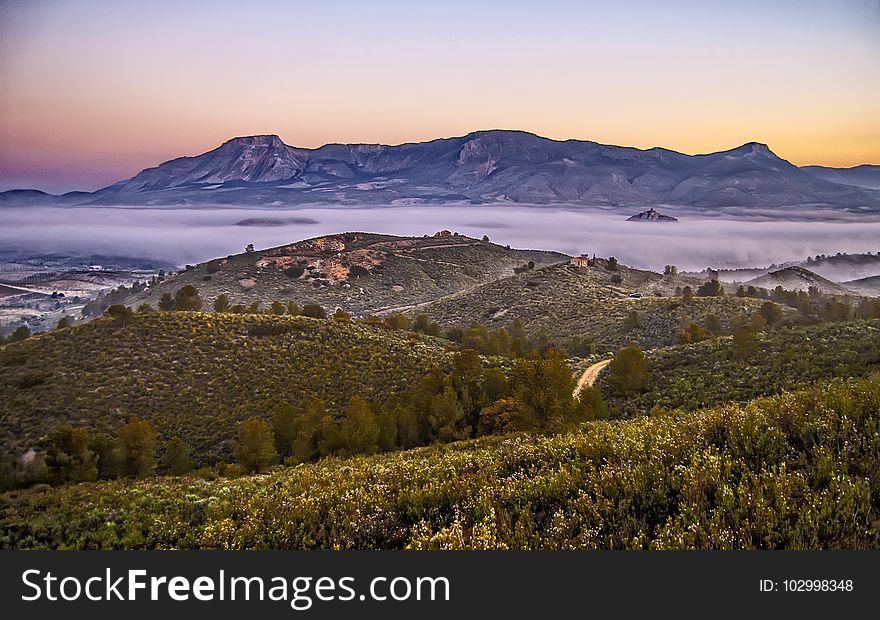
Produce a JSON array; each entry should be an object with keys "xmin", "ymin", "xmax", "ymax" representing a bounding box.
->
[
  {"xmin": 678, "ymin": 301, "xmax": 783, "ymax": 346},
  {"xmin": 81, "ymin": 281, "xmax": 148, "ymax": 318},
  {"xmin": 4, "ymin": 348, "xmax": 606, "ymax": 487},
  {"xmin": 269, "ymin": 348, "xmax": 607, "ymax": 466},
  {"xmin": 2, "ymin": 417, "xmax": 186, "ymax": 489}
]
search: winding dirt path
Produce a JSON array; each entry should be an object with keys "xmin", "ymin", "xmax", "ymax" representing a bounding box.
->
[{"xmin": 573, "ymin": 359, "xmax": 612, "ymax": 397}]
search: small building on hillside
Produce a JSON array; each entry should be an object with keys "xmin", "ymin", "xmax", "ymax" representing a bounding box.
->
[{"xmin": 570, "ymin": 255, "xmax": 590, "ymax": 267}]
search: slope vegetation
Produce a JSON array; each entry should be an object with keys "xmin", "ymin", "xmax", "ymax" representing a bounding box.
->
[
  {"xmin": 128, "ymin": 232, "xmax": 565, "ymax": 316},
  {"xmin": 3, "ymin": 373, "xmax": 878, "ymax": 549},
  {"xmin": 599, "ymin": 319, "xmax": 880, "ymax": 415},
  {"xmin": 0, "ymin": 312, "xmax": 451, "ymax": 462},
  {"xmin": 417, "ymin": 261, "xmax": 765, "ymax": 350}
]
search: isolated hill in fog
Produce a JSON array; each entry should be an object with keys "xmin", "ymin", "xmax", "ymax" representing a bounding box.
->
[
  {"xmin": 2, "ymin": 130, "xmax": 879, "ymax": 210},
  {"xmin": 744, "ymin": 266, "xmax": 852, "ymax": 294}
]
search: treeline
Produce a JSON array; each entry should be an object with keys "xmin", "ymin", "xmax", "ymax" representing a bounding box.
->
[{"xmin": 3, "ymin": 348, "xmax": 606, "ymax": 489}]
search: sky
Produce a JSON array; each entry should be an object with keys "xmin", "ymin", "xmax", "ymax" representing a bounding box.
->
[{"xmin": 1, "ymin": 0, "xmax": 878, "ymax": 193}]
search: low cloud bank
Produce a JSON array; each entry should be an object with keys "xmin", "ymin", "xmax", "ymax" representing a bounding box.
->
[{"xmin": 2, "ymin": 206, "xmax": 880, "ymax": 273}]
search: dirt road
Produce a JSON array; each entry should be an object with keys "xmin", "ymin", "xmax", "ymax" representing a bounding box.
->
[{"xmin": 573, "ymin": 359, "xmax": 611, "ymax": 397}]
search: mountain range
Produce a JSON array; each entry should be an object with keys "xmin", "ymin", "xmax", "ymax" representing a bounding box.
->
[{"xmin": 2, "ymin": 130, "xmax": 878, "ymax": 211}]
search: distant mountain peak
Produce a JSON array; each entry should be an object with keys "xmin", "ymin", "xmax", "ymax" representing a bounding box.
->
[
  {"xmin": 3, "ymin": 130, "xmax": 878, "ymax": 210},
  {"xmin": 221, "ymin": 134, "xmax": 288, "ymax": 148}
]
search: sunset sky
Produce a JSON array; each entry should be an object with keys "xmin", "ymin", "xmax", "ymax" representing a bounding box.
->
[{"xmin": 1, "ymin": 0, "xmax": 878, "ymax": 193}]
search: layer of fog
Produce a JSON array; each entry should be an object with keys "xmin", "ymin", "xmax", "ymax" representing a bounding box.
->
[{"xmin": 3, "ymin": 206, "xmax": 880, "ymax": 274}]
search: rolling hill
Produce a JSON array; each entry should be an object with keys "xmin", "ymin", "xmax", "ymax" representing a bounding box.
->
[
  {"xmin": 0, "ymin": 312, "xmax": 452, "ymax": 464},
  {"xmin": 124, "ymin": 232, "xmax": 565, "ymax": 316},
  {"xmin": 801, "ymin": 164, "xmax": 880, "ymax": 190},
  {"xmin": 598, "ymin": 319, "xmax": 880, "ymax": 415},
  {"xmin": 413, "ymin": 260, "xmax": 767, "ymax": 350},
  {"xmin": 742, "ymin": 266, "xmax": 851, "ymax": 294},
  {"xmin": 844, "ymin": 275, "xmax": 880, "ymax": 297},
  {"xmin": 3, "ymin": 131, "xmax": 878, "ymax": 210}
]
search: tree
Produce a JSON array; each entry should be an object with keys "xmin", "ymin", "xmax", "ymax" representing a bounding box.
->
[
  {"xmin": 117, "ymin": 416, "xmax": 157, "ymax": 478},
  {"xmin": 7, "ymin": 325, "xmax": 31, "ymax": 343},
  {"xmin": 509, "ymin": 349, "xmax": 584, "ymax": 433},
  {"xmin": 607, "ymin": 345, "xmax": 649, "ymax": 396},
  {"xmin": 335, "ymin": 396, "xmax": 380, "ymax": 456},
  {"xmin": 384, "ymin": 313, "xmax": 412, "ymax": 330},
  {"xmin": 105, "ymin": 304, "xmax": 135, "ymax": 327},
  {"xmin": 477, "ymin": 398, "xmax": 524, "ymax": 436},
  {"xmin": 245, "ymin": 243, "xmax": 255, "ymax": 253},
  {"xmin": 235, "ymin": 416, "xmax": 277, "ymax": 473},
  {"xmin": 427, "ymin": 386, "xmax": 468, "ymax": 442},
  {"xmin": 696, "ymin": 279, "xmax": 724, "ymax": 297},
  {"xmin": 663, "ymin": 265, "xmax": 678, "ymax": 276},
  {"xmin": 679, "ymin": 319, "xmax": 710, "ymax": 344},
  {"xmin": 482, "ymin": 235, "xmax": 490, "ymax": 242},
  {"xmin": 213, "ymin": 294, "xmax": 231, "ymax": 313},
  {"xmin": 158, "ymin": 293, "xmax": 176, "ymax": 311},
  {"xmin": 578, "ymin": 386, "xmax": 608, "ymax": 420},
  {"xmin": 174, "ymin": 285, "xmax": 203, "ymax": 311},
  {"xmin": 42, "ymin": 424, "xmax": 97, "ymax": 484},
  {"xmin": 89, "ymin": 432, "xmax": 118, "ymax": 479},
  {"xmin": 291, "ymin": 400, "xmax": 328, "ymax": 463},
  {"xmin": 412, "ymin": 313, "xmax": 440, "ymax": 336},
  {"xmin": 606, "ymin": 256, "xmax": 619, "ymax": 271},
  {"xmin": 272, "ymin": 402, "xmax": 298, "ymax": 458},
  {"xmin": 624, "ymin": 310, "xmax": 640, "ymax": 331},
  {"xmin": 732, "ymin": 325, "xmax": 758, "ymax": 359},
  {"xmin": 302, "ymin": 304, "xmax": 327, "ymax": 319},
  {"xmin": 704, "ymin": 312, "xmax": 722, "ymax": 335},
  {"xmin": 760, "ymin": 301, "xmax": 783, "ymax": 326},
  {"xmin": 161, "ymin": 436, "xmax": 194, "ymax": 475},
  {"xmin": 681, "ymin": 286, "xmax": 694, "ymax": 302},
  {"xmin": 56, "ymin": 316, "xmax": 72, "ymax": 330}
]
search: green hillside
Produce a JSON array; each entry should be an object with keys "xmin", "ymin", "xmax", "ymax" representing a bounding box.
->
[
  {"xmin": 124, "ymin": 232, "xmax": 566, "ymax": 316},
  {"xmin": 3, "ymin": 373, "xmax": 878, "ymax": 550},
  {"xmin": 0, "ymin": 312, "xmax": 452, "ymax": 463},
  {"xmin": 599, "ymin": 319, "xmax": 880, "ymax": 415},
  {"xmin": 416, "ymin": 261, "xmax": 768, "ymax": 350}
]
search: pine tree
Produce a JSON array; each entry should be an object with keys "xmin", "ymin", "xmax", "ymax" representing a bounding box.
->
[
  {"xmin": 42, "ymin": 424, "xmax": 98, "ymax": 484},
  {"xmin": 732, "ymin": 325, "xmax": 758, "ymax": 359},
  {"xmin": 235, "ymin": 416, "xmax": 277, "ymax": 473},
  {"xmin": 336, "ymin": 396, "xmax": 380, "ymax": 456},
  {"xmin": 428, "ymin": 386, "xmax": 468, "ymax": 442},
  {"xmin": 161, "ymin": 436, "xmax": 194, "ymax": 475},
  {"xmin": 213, "ymin": 294, "xmax": 231, "ymax": 313},
  {"xmin": 117, "ymin": 416, "xmax": 157, "ymax": 478},
  {"xmin": 272, "ymin": 402, "xmax": 298, "ymax": 458},
  {"xmin": 174, "ymin": 285, "xmax": 203, "ymax": 311},
  {"xmin": 607, "ymin": 345, "xmax": 649, "ymax": 396}
]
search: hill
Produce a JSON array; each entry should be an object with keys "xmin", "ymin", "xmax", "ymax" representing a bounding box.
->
[
  {"xmin": 0, "ymin": 312, "xmax": 452, "ymax": 463},
  {"xmin": 801, "ymin": 164, "xmax": 880, "ymax": 190},
  {"xmin": 845, "ymin": 275, "xmax": 880, "ymax": 297},
  {"xmin": 414, "ymin": 260, "xmax": 766, "ymax": 350},
  {"xmin": 3, "ymin": 131, "xmax": 878, "ymax": 210},
  {"xmin": 2, "ymin": 373, "xmax": 878, "ymax": 549},
  {"xmin": 599, "ymin": 319, "xmax": 880, "ymax": 415},
  {"xmin": 743, "ymin": 266, "xmax": 851, "ymax": 294},
  {"xmin": 122, "ymin": 232, "xmax": 565, "ymax": 316}
]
